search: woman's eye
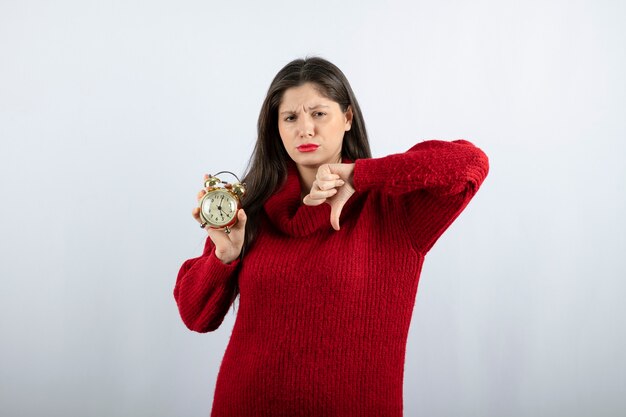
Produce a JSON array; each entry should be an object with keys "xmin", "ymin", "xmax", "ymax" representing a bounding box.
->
[
  {"xmin": 314, "ymin": 112, "xmax": 326, "ymax": 117},
  {"xmin": 284, "ymin": 115, "xmax": 296, "ymax": 122}
]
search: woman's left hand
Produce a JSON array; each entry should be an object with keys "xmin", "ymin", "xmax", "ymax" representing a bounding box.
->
[{"xmin": 303, "ymin": 163, "xmax": 355, "ymax": 231}]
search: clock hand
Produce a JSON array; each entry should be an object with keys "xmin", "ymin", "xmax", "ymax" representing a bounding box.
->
[{"xmin": 214, "ymin": 196, "xmax": 225, "ymax": 212}]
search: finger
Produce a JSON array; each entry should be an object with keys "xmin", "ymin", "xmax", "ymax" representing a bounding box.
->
[
  {"xmin": 197, "ymin": 189, "xmax": 206, "ymax": 202},
  {"xmin": 304, "ymin": 188, "xmax": 337, "ymax": 205},
  {"xmin": 192, "ymin": 206, "xmax": 202, "ymax": 222},
  {"xmin": 316, "ymin": 164, "xmax": 332, "ymax": 178},
  {"xmin": 302, "ymin": 193, "xmax": 323, "ymax": 206},
  {"xmin": 315, "ymin": 188, "xmax": 338, "ymax": 198},
  {"xmin": 315, "ymin": 179, "xmax": 342, "ymax": 191},
  {"xmin": 316, "ymin": 171, "xmax": 340, "ymax": 181}
]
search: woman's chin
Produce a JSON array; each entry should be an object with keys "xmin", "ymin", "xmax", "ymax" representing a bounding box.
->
[{"xmin": 291, "ymin": 153, "xmax": 340, "ymax": 168}]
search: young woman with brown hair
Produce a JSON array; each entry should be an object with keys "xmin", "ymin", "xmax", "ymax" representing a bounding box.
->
[{"xmin": 174, "ymin": 56, "xmax": 489, "ymax": 416}]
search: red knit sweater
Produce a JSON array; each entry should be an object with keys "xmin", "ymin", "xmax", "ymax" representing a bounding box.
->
[{"xmin": 174, "ymin": 139, "xmax": 489, "ymax": 417}]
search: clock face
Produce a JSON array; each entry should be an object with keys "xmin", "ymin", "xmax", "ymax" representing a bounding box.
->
[{"xmin": 201, "ymin": 189, "xmax": 238, "ymax": 227}]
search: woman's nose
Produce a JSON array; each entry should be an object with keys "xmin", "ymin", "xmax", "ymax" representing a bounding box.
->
[{"xmin": 298, "ymin": 115, "xmax": 314, "ymax": 138}]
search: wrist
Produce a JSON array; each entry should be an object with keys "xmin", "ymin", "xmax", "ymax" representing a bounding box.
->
[{"xmin": 212, "ymin": 247, "xmax": 237, "ymax": 265}]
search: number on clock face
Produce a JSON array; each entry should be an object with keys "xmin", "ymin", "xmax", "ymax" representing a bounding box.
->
[{"xmin": 201, "ymin": 190, "xmax": 237, "ymax": 226}]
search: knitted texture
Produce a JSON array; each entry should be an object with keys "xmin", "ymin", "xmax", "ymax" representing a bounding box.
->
[{"xmin": 174, "ymin": 139, "xmax": 489, "ymax": 417}]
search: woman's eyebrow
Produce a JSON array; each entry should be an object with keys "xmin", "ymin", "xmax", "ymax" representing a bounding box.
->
[{"xmin": 279, "ymin": 104, "xmax": 330, "ymax": 115}]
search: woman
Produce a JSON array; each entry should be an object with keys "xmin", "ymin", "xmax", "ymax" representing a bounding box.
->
[{"xmin": 174, "ymin": 57, "xmax": 489, "ymax": 416}]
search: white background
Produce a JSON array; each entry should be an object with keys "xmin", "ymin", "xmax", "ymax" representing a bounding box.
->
[{"xmin": 1, "ymin": 0, "xmax": 624, "ymax": 416}]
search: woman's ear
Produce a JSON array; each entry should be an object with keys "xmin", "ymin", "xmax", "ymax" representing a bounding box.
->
[{"xmin": 344, "ymin": 105, "xmax": 353, "ymax": 131}]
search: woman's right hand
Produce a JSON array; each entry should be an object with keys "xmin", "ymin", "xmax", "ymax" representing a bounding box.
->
[{"xmin": 192, "ymin": 174, "xmax": 247, "ymax": 264}]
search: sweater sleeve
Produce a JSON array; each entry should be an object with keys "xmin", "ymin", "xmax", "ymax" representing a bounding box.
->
[
  {"xmin": 352, "ymin": 139, "xmax": 489, "ymax": 254},
  {"xmin": 173, "ymin": 236, "xmax": 241, "ymax": 333}
]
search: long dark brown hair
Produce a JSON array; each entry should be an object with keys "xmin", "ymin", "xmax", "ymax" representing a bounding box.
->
[{"xmin": 231, "ymin": 56, "xmax": 372, "ymax": 304}]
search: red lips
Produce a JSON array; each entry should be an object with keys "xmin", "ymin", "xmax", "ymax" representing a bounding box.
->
[{"xmin": 297, "ymin": 144, "xmax": 319, "ymax": 152}]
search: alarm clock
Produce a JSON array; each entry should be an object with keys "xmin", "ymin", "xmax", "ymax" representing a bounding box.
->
[{"xmin": 198, "ymin": 171, "xmax": 246, "ymax": 234}]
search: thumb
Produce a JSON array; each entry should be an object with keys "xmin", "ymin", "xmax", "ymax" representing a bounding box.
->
[
  {"xmin": 328, "ymin": 183, "xmax": 355, "ymax": 231},
  {"xmin": 230, "ymin": 208, "xmax": 247, "ymax": 240},
  {"xmin": 235, "ymin": 208, "xmax": 247, "ymax": 229},
  {"xmin": 238, "ymin": 207, "xmax": 247, "ymax": 223},
  {"xmin": 329, "ymin": 201, "xmax": 344, "ymax": 231}
]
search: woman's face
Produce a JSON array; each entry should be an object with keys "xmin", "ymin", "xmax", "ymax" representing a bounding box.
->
[{"xmin": 278, "ymin": 82, "xmax": 352, "ymax": 169}]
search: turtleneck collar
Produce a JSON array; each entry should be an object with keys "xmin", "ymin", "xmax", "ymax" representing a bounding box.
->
[{"xmin": 263, "ymin": 158, "xmax": 358, "ymax": 237}]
